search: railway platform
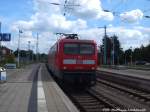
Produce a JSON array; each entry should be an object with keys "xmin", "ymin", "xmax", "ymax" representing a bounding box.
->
[
  {"xmin": 97, "ymin": 67, "xmax": 150, "ymax": 80},
  {"xmin": 40, "ymin": 64, "xmax": 79, "ymax": 112},
  {"xmin": 0, "ymin": 64, "xmax": 79, "ymax": 112}
]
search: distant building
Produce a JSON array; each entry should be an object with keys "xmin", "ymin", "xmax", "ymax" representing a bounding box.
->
[
  {"xmin": 0, "ymin": 46, "xmax": 13, "ymax": 61},
  {"xmin": 1, "ymin": 46, "xmax": 13, "ymax": 55}
]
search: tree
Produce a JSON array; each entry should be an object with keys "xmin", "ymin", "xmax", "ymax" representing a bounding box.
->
[
  {"xmin": 132, "ymin": 44, "xmax": 150, "ymax": 62},
  {"xmin": 102, "ymin": 36, "xmax": 112, "ymax": 65},
  {"xmin": 111, "ymin": 35, "xmax": 122, "ymax": 65},
  {"xmin": 101, "ymin": 35, "xmax": 122, "ymax": 65},
  {"xmin": 133, "ymin": 48, "xmax": 141, "ymax": 61},
  {"xmin": 5, "ymin": 54, "xmax": 15, "ymax": 63},
  {"xmin": 14, "ymin": 50, "xmax": 28, "ymax": 57}
]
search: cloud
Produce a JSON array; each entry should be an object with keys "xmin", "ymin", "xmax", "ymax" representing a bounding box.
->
[
  {"xmin": 107, "ymin": 26, "xmax": 150, "ymax": 49},
  {"xmin": 33, "ymin": 0, "xmax": 114, "ymax": 20},
  {"xmin": 9, "ymin": 25, "xmax": 150, "ymax": 53},
  {"xmin": 11, "ymin": 20, "xmax": 34, "ymax": 31},
  {"xmin": 10, "ymin": 0, "xmax": 114, "ymax": 33},
  {"xmin": 68, "ymin": 0, "xmax": 114, "ymax": 20},
  {"xmin": 120, "ymin": 9, "xmax": 143, "ymax": 23},
  {"xmin": 134, "ymin": 26, "xmax": 150, "ymax": 33},
  {"xmin": 33, "ymin": 0, "xmax": 61, "ymax": 13},
  {"xmin": 6, "ymin": 0, "xmax": 113, "ymax": 34},
  {"xmin": 8, "ymin": 0, "xmax": 149, "ymax": 53},
  {"xmin": 77, "ymin": 26, "xmax": 150, "ymax": 50},
  {"xmin": 11, "ymin": 13, "xmax": 87, "ymax": 33}
]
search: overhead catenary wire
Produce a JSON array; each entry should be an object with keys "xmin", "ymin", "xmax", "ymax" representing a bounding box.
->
[{"xmin": 50, "ymin": 0, "xmax": 80, "ymax": 16}]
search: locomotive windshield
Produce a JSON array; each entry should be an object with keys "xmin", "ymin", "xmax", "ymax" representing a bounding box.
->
[
  {"xmin": 64, "ymin": 44, "xmax": 79, "ymax": 54},
  {"xmin": 64, "ymin": 43, "xmax": 94, "ymax": 55},
  {"xmin": 80, "ymin": 44, "xmax": 94, "ymax": 54}
]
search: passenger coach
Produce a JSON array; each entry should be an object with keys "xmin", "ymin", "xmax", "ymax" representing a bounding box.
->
[{"xmin": 48, "ymin": 34, "xmax": 97, "ymax": 86}]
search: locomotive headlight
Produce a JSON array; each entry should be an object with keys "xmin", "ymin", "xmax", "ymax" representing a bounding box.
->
[
  {"xmin": 91, "ymin": 67, "xmax": 95, "ymax": 70},
  {"xmin": 63, "ymin": 66, "xmax": 67, "ymax": 70}
]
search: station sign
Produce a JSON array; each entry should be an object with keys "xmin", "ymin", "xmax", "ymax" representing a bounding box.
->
[
  {"xmin": 0, "ymin": 33, "xmax": 11, "ymax": 41},
  {"xmin": 0, "ymin": 71, "xmax": 6, "ymax": 81},
  {"xmin": 0, "ymin": 67, "xmax": 7, "ymax": 81}
]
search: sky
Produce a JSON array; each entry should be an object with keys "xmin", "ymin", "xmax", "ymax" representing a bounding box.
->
[{"xmin": 0, "ymin": 0, "xmax": 150, "ymax": 53}]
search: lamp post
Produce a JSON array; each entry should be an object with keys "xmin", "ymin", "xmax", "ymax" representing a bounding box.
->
[
  {"xmin": 36, "ymin": 33, "xmax": 39, "ymax": 62},
  {"xmin": 17, "ymin": 30, "xmax": 23, "ymax": 68},
  {"xmin": 28, "ymin": 41, "xmax": 31, "ymax": 63},
  {"xmin": 31, "ymin": 45, "xmax": 34, "ymax": 62},
  {"xmin": 124, "ymin": 52, "xmax": 126, "ymax": 65},
  {"xmin": 130, "ymin": 46, "xmax": 132, "ymax": 65},
  {"xmin": 98, "ymin": 26, "xmax": 107, "ymax": 65},
  {"xmin": 112, "ymin": 37, "xmax": 115, "ymax": 65}
]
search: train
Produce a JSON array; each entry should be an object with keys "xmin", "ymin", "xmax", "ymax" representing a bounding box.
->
[{"xmin": 48, "ymin": 33, "xmax": 97, "ymax": 86}]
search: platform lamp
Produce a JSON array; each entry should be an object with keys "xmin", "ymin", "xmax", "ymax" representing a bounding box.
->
[
  {"xmin": 17, "ymin": 29, "xmax": 23, "ymax": 68},
  {"xmin": 130, "ymin": 46, "xmax": 133, "ymax": 65}
]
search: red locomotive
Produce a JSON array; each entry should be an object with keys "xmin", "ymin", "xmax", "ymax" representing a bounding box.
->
[{"xmin": 48, "ymin": 33, "xmax": 97, "ymax": 86}]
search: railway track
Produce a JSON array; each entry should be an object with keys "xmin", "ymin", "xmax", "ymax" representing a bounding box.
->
[
  {"xmin": 49, "ymin": 67, "xmax": 150, "ymax": 111},
  {"xmin": 96, "ymin": 71, "xmax": 150, "ymax": 111},
  {"xmin": 96, "ymin": 70, "xmax": 150, "ymax": 93},
  {"xmin": 56, "ymin": 78, "xmax": 129, "ymax": 112},
  {"xmin": 96, "ymin": 70, "xmax": 150, "ymax": 104},
  {"xmin": 97, "ymin": 78, "xmax": 150, "ymax": 106},
  {"xmin": 47, "ymin": 68, "xmax": 122, "ymax": 112},
  {"xmin": 65, "ymin": 88, "xmax": 125, "ymax": 112}
]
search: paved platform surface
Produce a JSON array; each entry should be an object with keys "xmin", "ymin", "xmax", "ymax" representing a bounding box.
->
[
  {"xmin": 0, "ymin": 64, "xmax": 39, "ymax": 112},
  {"xmin": 40, "ymin": 64, "xmax": 79, "ymax": 112},
  {"xmin": 0, "ymin": 63, "xmax": 79, "ymax": 112},
  {"xmin": 97, "ymin": 67, "xmax": 150, "ymax": 80}
]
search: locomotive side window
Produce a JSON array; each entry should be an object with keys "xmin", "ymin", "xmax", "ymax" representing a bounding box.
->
[
  {"xmin": 64, "ymin": 43, "xmax": 79, "ymax": 54},
  {"xmin": 80, "ymin": 44, "xmax": 94, "ymax": 54}
]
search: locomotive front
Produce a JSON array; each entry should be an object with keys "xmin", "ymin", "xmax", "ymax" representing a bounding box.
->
[{"xmin": 59, "ymin": 39, "xmax": 97, "ymax": 85}]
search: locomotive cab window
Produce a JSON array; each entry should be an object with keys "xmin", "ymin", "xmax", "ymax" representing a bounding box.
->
[
  {"xmin": 80, "ymin": 44, "xmax": 94, "ymax": 54},
  {"xmin": 64, "ymin": 43, "xmax": 95, "ymax": 55},
  {"xmin": 64, "ymin": 43, "xmax": 79, "ymax": 54}
]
